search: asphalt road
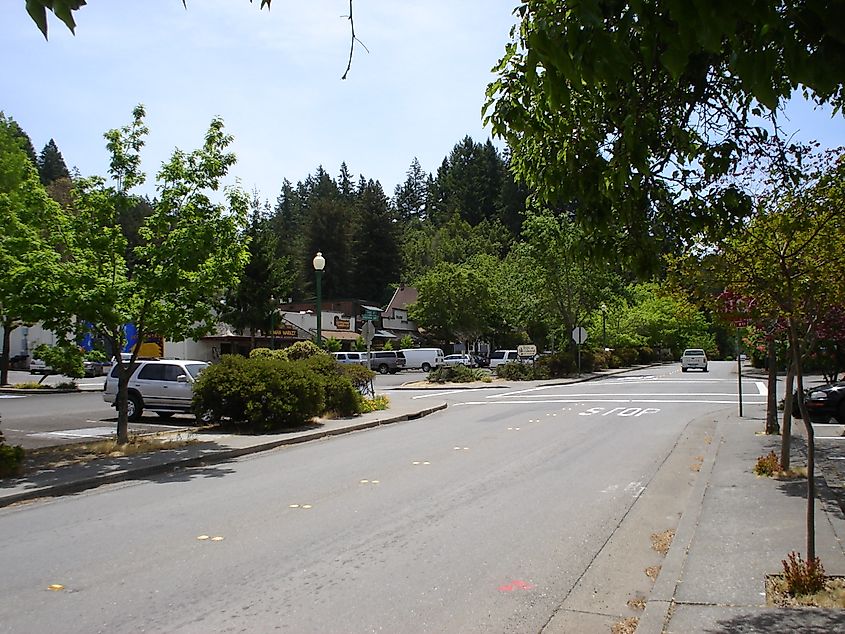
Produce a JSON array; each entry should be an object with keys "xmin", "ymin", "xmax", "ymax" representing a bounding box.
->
[
  {"xmin": 0, "ymin": 370, "xmax": 431, "ymax": 448},
  {"xmin": 0, "ymin": 362, "xmax": 765, "ymax": 632}
]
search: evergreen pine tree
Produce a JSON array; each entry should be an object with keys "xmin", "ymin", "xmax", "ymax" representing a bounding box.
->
[
  {"xmin": 37, "ymin": 138, "xmax": 70, "ymax": 185},
  {"xmin": 351, "ymin": 179, "xmax": 401, "ymax": 303},
  {"xmin": 2, "ymin": 115, "xmax": 38, "ymax": 167}
]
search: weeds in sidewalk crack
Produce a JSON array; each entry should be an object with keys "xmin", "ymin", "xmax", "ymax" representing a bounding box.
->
[
  {"xmin": 611, "ymin": 616, "xmax": 639, "ymax": 634},
  {"xmin": 651, "ymin": 529, "xmax": 675, "ymax": 556},
  {"xmin": 645, "ymin": 564, "xmax": 661, "ymax": 581},
  {"xmin": 627, "ymin": 596, "xmax": 646, "ymax": 611}
]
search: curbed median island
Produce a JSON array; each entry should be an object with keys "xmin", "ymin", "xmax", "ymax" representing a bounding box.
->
[{"xmin": 193, "ymin": 342, "xmax": 385, "ymax": 432}]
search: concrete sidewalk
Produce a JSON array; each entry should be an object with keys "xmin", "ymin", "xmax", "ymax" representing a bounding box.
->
[{"xmin": 639, "ymin": 404, "xmax": 845, "ymax": 633}]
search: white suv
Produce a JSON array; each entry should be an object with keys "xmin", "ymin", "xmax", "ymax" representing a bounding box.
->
[
  {"xmin": 681, "ymin": 349, "xmax": 708, "ymax": 372},
  {"xmin": 103, "ymin": 359, "xmax": 208, "ymax": 421}
]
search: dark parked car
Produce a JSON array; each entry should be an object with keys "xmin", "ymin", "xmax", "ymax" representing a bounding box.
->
[
  {"xmin": 369, "ymin": 350, "xmax": 406, "ymax": 374},
  {"xmin": 792, "ymin": 381, "xmax": 845, "ymax": 424}
]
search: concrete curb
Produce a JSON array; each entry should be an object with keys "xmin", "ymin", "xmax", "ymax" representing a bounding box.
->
[
  {"xmin": 0, "ymin": 402, "xmax": 447, "ymax": 508},
  {"xmin": 637, "ymin": 411, "xmax": 727, "ymax": 634}
]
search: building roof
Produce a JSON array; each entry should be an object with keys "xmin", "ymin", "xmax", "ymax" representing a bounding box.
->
[{"xmin": 385, "ymin": 285, "xmax": 418, "ymax": 315}]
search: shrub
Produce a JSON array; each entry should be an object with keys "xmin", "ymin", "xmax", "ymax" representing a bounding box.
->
[
  {"xmin": 324, "ymin": 337, "xmax": 342, "ymax": 352},
  {"xmin": 616, "ymin": 347, "xmax": 639, "ymax": 366},
  {"xmin": 535, "ymin": 352, "xmax": 576, "ymax": 378},
  {"xmin": 302, "ymin": 355, "xmax": 362, "ymax": 417},
  {"xmin": 754, "ymin": 451, "xmax": 781, "ymax": 476},
  {"xmin": 496, "ymin": 362, "xmax": 535, "ymax": 380},
  {"xmin": 193, "ymin": 355, "xmax": 324, "ymax": 431},
  {"xmin": 428, "ymin": 365, "xmax": 487, "ymax": 383},
  {"xmin": 637, "ymin": 346, "xmax": 656, "ymax": 364},
  {"xmin": 361, "ymin": 395, "xmax": 390, "ymax": 412},
  {"xmin": 249, "ymin": 347, "xmax": 284, "ymax": 359},
  {"xmin": 0, "ymin": 417, "xmax": 25, "ymax": 478},
  {"xmin": 341, "ymin": 364, "xmax": 376, "ymax": 396},
  {"xmin": 782, "ymin": 551, "xmax": 826, "ymax": 596},
  {"xmin": 283, "ymin": 340, "xmax": 329, "ymax": 361}
]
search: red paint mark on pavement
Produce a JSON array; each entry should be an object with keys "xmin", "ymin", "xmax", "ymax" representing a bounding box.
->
[{"xmin": 498, "ymin": 579, "xmax": 535, "ymax": 592}]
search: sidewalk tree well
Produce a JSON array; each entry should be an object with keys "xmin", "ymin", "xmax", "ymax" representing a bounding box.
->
[
  {"xmin": 485, "ymin": 1, "xmax": 845, "ymax": 272},
  {"xmin": 0, "ymin": 114, "xmax": 65, "ymax": 386},
  {"xmin": 47, "ymin": 106, "xmax": 249, "ymax": 443}
]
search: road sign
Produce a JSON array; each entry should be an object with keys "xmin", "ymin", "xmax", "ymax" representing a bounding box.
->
[
  {"xmin": 361, "ymin": 320, "xmax": 376, "ymax": 344},
  {"xmin": 362, "ymin": 309, "xmax": 380, "ymax": 321},
  {"xmin": 572, "ymin": 327, "xmax": 588, "ymax": 345},
  {"xmin": 517, "ymin": 344, "xmax": 537, "ymax": 358}
]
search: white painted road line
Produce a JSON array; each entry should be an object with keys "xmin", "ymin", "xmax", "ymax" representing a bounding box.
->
[
  {"xmin": 457, "ymin": 398, "xmax": 767, "ymax": 406},
  {"xmin": 492, "ymin": 392, "xmax": 756, "ymax": 399},
  {"xmin": 756, "ymin": 381, "xmax": 768, "ymax": 395},
  {"xmin": 411, "ymin": 388, "xmax": 503, "ymax": 399}
]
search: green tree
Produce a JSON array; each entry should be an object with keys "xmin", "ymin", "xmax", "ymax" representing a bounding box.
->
[
  {"xmin": 485, "ymin": 1, "xmax": 845, "ymax": 268},
  {"xmin": 517, "ymin": 209, "xmax": 623, "ymax": 350},
  {"xmin": 394, "ymin": 158, "xmax": 429, "ymax": 222},
  {"xmin": 37, "ymin": 138, "xmax": 70, "ymax": 186},
  {"xmin": 0, "ymin": 114, "xmax": 64, "ymax": 386},
  {"xmin": 409, "ymin": 261, "xmax": 497, "ymax": 348},
  {"xmin": 223, "ymin": 194, "xmax": 295, "ymax": 347},
  {"xmin": 25, "ymin": 0, "xmax": 272, "ymax": 37},
  {"xmin": 48, "ymin": 106, "xmax": 249, "ymax": 443},
  {"xmin": 700, "ymin": 148, "xmax": 845, "ymax": 562},
  {"xmin": 351, "ymin": 178, "xmax": 400, "ymax": 303}
]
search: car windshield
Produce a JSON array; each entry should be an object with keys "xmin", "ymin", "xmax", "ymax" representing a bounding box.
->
[{"xmin": 184, "ymin": 363, "xmax": 207, "ymax": 379}]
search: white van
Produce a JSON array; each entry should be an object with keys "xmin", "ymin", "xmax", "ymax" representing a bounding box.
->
[
  {"xmin": 488, "ymin": 349, "xmax": 520, "ymax": 369},
  {"xmin": 400, "ymin": 348, "xmax": 445, "ymax": 372}
]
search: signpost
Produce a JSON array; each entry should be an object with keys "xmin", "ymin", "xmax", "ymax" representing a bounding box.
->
[
  {"xmin": 572, "ymin": 326, "xmax": 588, "ymax": 376},
  {"xmin": 361, "ymin": 320, "xmax": 376, "ymax": 371},
  {"xmin": 517, "ymin": 344, "xmax": 537, "ymax": 358}
]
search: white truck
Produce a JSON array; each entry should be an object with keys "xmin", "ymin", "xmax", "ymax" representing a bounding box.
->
[{"xmin": 400, "ymin": 348, "xmax": 445, "ymax": 372}]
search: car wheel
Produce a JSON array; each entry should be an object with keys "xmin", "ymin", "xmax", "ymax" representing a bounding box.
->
[
  {"xmin": 127, "ymin": 393, "xmax": 143, "ymax": 422},
  {"xmin": 682, "ymin": 367, "xmax": 688, "ymax": 372},
  {"xmin": 156, "ymin": 412, "xmax": 175, "ymax": 419},
  {"xmin": 422, "ymin": 363, "xmax": 431, "ymax": 373},
  {"xmin": 703, "ymin": 366, "xmax": 708, "ymax": 372},
  {"xmin": 378, "ymin": 364, "xmax": 389, "ymax": 375},
  {"xmin": 196, "ymin": 410, "xmax": 214, "ymax": 424},
  {"xmin": 837, "ymin": 401, "xmax": 845, "ymax": 425}
]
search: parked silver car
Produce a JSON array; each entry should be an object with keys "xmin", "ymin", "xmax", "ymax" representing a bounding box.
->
[
  {"xmin": 332, "ymin": 351, "xmax": 369, "ymax": 367},
  {"xmin": 103, "ymin": 359, "xmax": 208, "ymax": 421},
  {"xmin": 369, "ymin": 351, "xmax": 406, "ymax": 374}
]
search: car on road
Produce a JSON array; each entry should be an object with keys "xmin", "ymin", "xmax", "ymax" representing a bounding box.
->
[
  {"xmin": 681, "ymin": 349, "xmax": 708, "ymax": 372},
  {"xmin": 369, "ymin": 350, "xmax": 406, "ymax": 374},
  {"xmin": 442, "ymin": 354, "xmax": 477, "ymax": 368},
  {"xmin": 792, "ymin": 381, "xmax": 845, "ymax": 424},
  {"xmin": 103, "ymin": 359, "xmax": 208, "ymax": 421}
]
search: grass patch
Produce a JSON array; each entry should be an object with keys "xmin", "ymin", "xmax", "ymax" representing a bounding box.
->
[
  {"xmin": 651, "ymin": 529, "xmax": 674, "ymax": 556},
  {"xmin": 626, "ymin": 596, "xmax": 646, "ymax": 611},
  {"xmin": 754, "ymin": 451, "xmax": 807, "ymax": 479},
  {"xmin": 23, "ymin": 434, "xmax": 198, "ymax": 471}
]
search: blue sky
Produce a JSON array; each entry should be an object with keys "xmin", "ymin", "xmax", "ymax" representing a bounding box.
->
[{"xmin": 3, "ymin": 1, "xmax": 845, "ymax": 203}]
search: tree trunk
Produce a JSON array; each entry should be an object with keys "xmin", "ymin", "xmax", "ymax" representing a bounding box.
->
[
  {"xmin": 781, "ymin": 361, "xmax": 795, "ymax": 470},
  {"xmin": 116, "ymin": 365, "xmax": 131, "ymax": 444},
  {"xmin": 789, "ymin": 320, "xmax": 815, "ymax": 561},
  {"xmin": 0, "ymin": 319, "xmax": 12, "ymax": 387},
  {"xmin": 766, "ymin": 338, "xmax": 780, "ymax": 434}
]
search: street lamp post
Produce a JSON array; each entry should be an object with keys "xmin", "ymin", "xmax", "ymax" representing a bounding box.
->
[
  {"xmin": 270, "ymin": 295, "xmax": 276, "ymax": 350},
  {"xmin": 313, "ymin": 252, "xmax": 326, "ymax": 346},
  {"xmin": 600, "ymin": 303, "xmax": 608, "ymax": 349}
]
